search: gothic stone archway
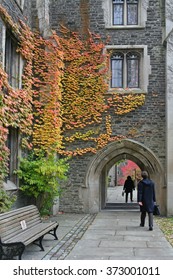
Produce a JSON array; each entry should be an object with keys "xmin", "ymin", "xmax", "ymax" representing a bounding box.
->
[{"xmin": 85, "ymin": 139, "xmax": 166, "ymax": 214}]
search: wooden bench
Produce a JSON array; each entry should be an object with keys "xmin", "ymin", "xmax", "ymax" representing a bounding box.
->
[{"xmin": 0, "ymin": 205, "xmax": 59, "ymax": 260}]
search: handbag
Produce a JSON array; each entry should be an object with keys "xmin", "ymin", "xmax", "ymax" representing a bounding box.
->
[
  {"xmin": 153, "ymin": 204, "xmax": 160, "ymax": 216},
  {"xmin": 122, "ymin": 190, "xmax": 125, "ymax": 197}
]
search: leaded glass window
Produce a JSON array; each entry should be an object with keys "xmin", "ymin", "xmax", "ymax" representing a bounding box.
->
[
  {"xmin": 111, "ymin": 51, "xmax": 140, "ymax": 88},
  {"xmin": 127, "ymin": 0, "xmax": 138, "ymax": 25},
  {"xmin": 111, "ymin": 53, "xmax": 124, "ymax": 87},
  {"xmin": 113, "ymin": 0, "xmax": 124, "ymax": 25},
  {"xmin": 127, "ymin": 52, "xmax": 139, "ymax": 88},
  {"xmin": 113, "ymin": 0, "xmax": 138, "ymax": 26},
  {"xmin": 5, "ymin": 30, "xmax": 20, "ymax": 88}
]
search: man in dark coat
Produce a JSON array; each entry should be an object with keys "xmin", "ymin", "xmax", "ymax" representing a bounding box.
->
[
  {"xmin": 123, "ymin": 176, "xmax": 135, "ymax": 203},
  {"xmin": 137, "ymin": 171, "xmax": 156, "ymax": 231}
]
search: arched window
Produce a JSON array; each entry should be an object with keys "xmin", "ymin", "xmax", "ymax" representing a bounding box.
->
[
  {"xmin": 127, "ymin": 52, "xmax": 140, "ymax": 88},
  {"xmin": 111, "ymin": 53, "xmax": 124, "ymax": 87},
  {"xmin": 111, "ymin": 51, "xmax": 140, "ymax": 88}
]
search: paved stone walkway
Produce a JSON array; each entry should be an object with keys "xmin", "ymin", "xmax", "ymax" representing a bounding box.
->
[
  {"xmin": 43, "ymin": 214, "xmax": 96, "ymax": 260},
  {"xmin": 22, "ymin": 213, "xmax": 86, "ymax": 260},
  {"xmin": 22, "ymin": 210, "xmax": 173, "ymax": 260},
  {"xmin": 22, "ymin": 184, "xmax": 173, "ymax": 260},
  {"xmin": 65, "ymin": 211, "xmax": 173, "ymax": 260}
]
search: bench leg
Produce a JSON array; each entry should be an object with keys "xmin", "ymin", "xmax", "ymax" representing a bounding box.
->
[
  {"xmin": 46, "ymin": 224, "xmax": 59, "ymax": 240},
  {"xmin": 33, "ymin": 236, "xmax": 44, "ymax": 251}
]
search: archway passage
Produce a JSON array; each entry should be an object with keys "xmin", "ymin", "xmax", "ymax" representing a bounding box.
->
[
  {"xmin": 85, "ymin": 139, "xmax": 166, "ymax": 214},
  {"xmin": 106, "ymin": 160, "xmax": 140, "ymax": 210}
]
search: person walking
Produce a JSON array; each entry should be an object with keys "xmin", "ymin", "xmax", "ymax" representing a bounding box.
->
[
  {"xmin": 123, "ymin": 176, "xmax": 135, "ymax": 203},
  {"xmin": 137, "ymin": 171, "xmax": 156, "ymax": 231}
]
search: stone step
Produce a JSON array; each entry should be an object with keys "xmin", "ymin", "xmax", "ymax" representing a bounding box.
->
[{"xmin": 104, "ymin": 203, "xmax": 139, "ymax": 210}]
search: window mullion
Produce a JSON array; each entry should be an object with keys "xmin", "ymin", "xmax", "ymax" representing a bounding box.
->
[
  {"xmin": 124, "ymin": 0, "xmax": 127, "ymax": 25},
  {"xmin": 124, "ymin": 53, "xmax": 127, "ymax": 88}
]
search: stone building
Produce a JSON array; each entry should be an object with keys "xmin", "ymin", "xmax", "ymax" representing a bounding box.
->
[{"xmin": 0, "ymin": 0, "xmax": 173, "ymax": 215}]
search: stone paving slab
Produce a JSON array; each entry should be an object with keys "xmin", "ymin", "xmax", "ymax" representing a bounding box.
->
[
  {"xmin": 146, "ymin": 241, "xmax": 173, "ymax": 248},
  {"xmin": 116, "ymin": 230, "xmax": 165, "ymax": 237},
  {"xmin": 83, "ymin": 229, "xmax": 117, "ymax": 235},
  {"xmin": 82, "ymin": 233, "xmax": 124, "ymax": 240},
  {"xmin": 99, "ymin": 240, "xmax": 148, "ymax": 248},
  {"xmin": 134, "ymin": 248, "xmax": 173, "ymax": 258},
  {"xmin": 66, "ymin": 247, "xmax": 135, "ymax": 259},
  {"xmin": 124, "ymin": 235, "xmax": 167, "ymax": 242}
]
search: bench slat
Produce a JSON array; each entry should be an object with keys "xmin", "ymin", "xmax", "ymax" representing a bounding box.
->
[
  {"xmin": 5, "ymin": 222, "xmax": 58, "ymax": 245},
  {"xmin": 0, "ymin": 214, "xmax": 41, "ymax": 229},
  {"xmin": 0, "ymin": 205, "xmax": 37, "ymax": 220},
  {"xmin": 0, "ymin": 208, "xmax": 42, "ymax": 240},
  {"xmin": 1, "ymin": 219, "xmax": 41, "ymax": 242}
]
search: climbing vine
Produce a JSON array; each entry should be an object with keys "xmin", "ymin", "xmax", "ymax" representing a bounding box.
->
[
  {"xmin": 0, "ymin": 5, "xmax": 34, "ymax": 181},
  {"xmin": 31, "ymin": 34, "xmax": 64, "ymax": 154},
  {"xmin": 55, "ymin": 27, "xmax": 145, "ymax": 156},
  {"xmin": 107, "ymin": 91, "xmax": 145, "ymax": 115},
  {"xmin": 0, "ymin": 5, "xmax": 145, "ymax": 183},
  {"xmin": 56, "ymin": 27, "xmax": 109, "ymax": 130}
]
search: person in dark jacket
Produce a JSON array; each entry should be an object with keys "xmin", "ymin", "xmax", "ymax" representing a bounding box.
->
[
  {"xmin": 123, "ymin": 176, "xmax": 135, "ymax": 203},
  {"xmin": 137, "ymin": 171, "xmax": 156, "ymax": 231}
]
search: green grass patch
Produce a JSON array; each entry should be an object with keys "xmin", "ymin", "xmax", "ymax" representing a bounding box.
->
[{"xmin": 155, "ymin": 216, "xmax": 173, "ymax": 247}]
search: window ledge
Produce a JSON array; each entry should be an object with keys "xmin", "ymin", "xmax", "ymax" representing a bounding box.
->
[
  {"xmin": 3, "ymin": 180, "xmax": 18, "ymax": 191},
  {"xmin": 105, "ymin": 25, "xmax": 145, "ymax": 30},
  {"xmin": 107, "ymin": 88, "xmax": 147, "ymax": 95}
]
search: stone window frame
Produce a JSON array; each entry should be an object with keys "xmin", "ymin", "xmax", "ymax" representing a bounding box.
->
[
  {"xmin": 111, "ymin": 50, "xmax": 140, "ymax": 88},
  {"xmin": 2, "ymin": 25, "xmax": 24, "ymax": 89},
  {"xmin": 102, "ymin": 0, "xmax": 149, "ymax": 29},
  {"xmin": 106, "ymin": 45, "xmax": 151, "ymax": 93},
  {"xmin": 5, "ymin": 29, "xmax": 21, "ymax": 89}
]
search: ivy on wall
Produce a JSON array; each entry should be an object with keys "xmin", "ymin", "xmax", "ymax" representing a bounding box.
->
[
  {"xmin": 0, "ymin": 5, "xmax": 34, "ymax": 182},
  {"xmin": 32, "ymin": 34, "xmax": 64, "ymax": 154},
  {"xmin": 0, "ymin": 5, "xmax": 145, "ymax": 183},
  {"xmin": 107, "ymin": 92, "xmax": 145, "ymax": 115}
]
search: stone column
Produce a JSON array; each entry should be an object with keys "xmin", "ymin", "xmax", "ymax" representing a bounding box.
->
[
  {"xmin": 165, "ymin": 1, "xmax": 173, "ymax": 215},
  {"xmin": 36, "ymin": 0, "xmax": 50, "ymax": 37}
]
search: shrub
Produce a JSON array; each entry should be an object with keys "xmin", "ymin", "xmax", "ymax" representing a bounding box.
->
[
  {"xmin": 0, "ymin": 187, "xmax": 16, "ymax": 213},
  {"xmin": 15, "ymin": 152, "xmax": 69, "ymax": 215}
]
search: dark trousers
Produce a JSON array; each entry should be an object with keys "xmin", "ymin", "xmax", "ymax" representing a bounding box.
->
[
  {"xmin": 125, "ymin": 191, "xmax": 133, "ymax": 202},
  {"xmin": 140, "ymin": 211, "xmax": 153, "ymax": 228}
]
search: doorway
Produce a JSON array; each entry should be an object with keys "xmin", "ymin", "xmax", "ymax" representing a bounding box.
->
[{"xmin": 106, "ymin": 160, "xmax": 140, "ymax": 209}]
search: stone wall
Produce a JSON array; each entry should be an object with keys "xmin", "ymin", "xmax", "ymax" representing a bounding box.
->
[
  {"xmin": 0, "ymin": 0, "xmax": 32, "ymax": 25},
  {"xmin": 49, "ymin": 0, "xmax": 166, "ymax": 213},
  {"xmin": 165, "ymin": 0, "xmax": 173, "ymax": 215}
]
